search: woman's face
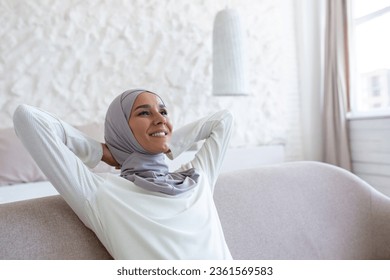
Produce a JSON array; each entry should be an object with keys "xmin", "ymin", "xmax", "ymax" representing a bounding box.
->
[{"xmin": 128, "ymin": 92, "xmax": 173, "ymax": 154}]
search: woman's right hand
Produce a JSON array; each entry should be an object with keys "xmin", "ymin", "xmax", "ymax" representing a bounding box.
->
[{"xmin": 101, "ymin": 143, "xmax": 121, "ymax": 169}]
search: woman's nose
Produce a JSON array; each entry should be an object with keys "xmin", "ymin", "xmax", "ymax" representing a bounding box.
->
[{"xmin": 153, "ymin": 112, "xmax": 166, "ymax": 125}]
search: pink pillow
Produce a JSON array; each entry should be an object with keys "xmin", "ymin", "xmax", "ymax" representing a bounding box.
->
[{"xmin": 0, "ymin": 127, "xmax": 47, "ymax": 185}]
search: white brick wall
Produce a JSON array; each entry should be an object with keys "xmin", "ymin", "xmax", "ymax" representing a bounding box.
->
[{"xmin": 0, "ymin": 0, "xmax": 303, "ymax": 160}]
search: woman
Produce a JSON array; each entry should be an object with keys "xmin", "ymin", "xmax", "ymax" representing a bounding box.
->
[{"xmin": 13, "ymin": 89, "xmax": 233, "ymax": 259}]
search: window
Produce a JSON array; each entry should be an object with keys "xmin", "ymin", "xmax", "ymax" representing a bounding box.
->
[
  {"xmin": 370, "ymin": 75, "xmax": 380, "ymax": 97},
  {"xmin": 349, "ymin": 0, "xmax": 390, "ymax": 114}
]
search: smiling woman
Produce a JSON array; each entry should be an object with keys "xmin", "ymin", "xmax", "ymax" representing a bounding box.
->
[
  {"xmin": 13, "ymin": 88, "xmax": 234, "ymax": 259},
  {"xmin": 104, "ymin": 89, "xmax": 200, "ymax": 196}
]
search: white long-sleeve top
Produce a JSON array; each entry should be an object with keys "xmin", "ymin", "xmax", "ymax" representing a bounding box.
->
[{"xmin": 13, "ymin": 104, "xmax": 233, "ymax": 260}]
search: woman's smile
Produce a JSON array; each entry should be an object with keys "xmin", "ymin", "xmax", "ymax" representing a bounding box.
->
[{"xmin": 149, "ymin": 131, "xmax": 168, "ymax": 137}]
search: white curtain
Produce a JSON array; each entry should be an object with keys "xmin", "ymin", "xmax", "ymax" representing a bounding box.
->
[{"xmin": 322, "ymin": 0, "xmax": 352, "ymax": 171}]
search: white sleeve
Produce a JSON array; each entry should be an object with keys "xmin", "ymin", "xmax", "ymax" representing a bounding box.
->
[
  {"xmin": 167, "ymin": 110, "xmax": 233, "ymax": 188},
  {"xmin": 14, "ymin": 104, "xmax": 102, "ymax": 168},
  {"xmin": 59, "ymin": 120, "xmax": 103, "ymax": 168},
  {"xmin": 13, "ymin": 104, "xmax": 103, "ymax": 228}
]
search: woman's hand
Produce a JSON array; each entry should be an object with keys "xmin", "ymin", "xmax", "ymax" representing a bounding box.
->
[{"xmin": 101, "ymin": 143, "xmax": 120, "ymax": 169}]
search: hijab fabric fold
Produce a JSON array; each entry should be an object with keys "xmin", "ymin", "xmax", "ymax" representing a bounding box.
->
[{"xmin": 104, "ymin": 89, "xmax": 199, "ymax": 195}]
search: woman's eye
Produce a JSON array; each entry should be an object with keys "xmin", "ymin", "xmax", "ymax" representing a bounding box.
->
[
  {"xmin": 138, "ymin": 111, "xmax": 150, "ymax": 116},
  {"xmin": 160, "ymin": 110, "xmax": 168, "ymax": 116}
]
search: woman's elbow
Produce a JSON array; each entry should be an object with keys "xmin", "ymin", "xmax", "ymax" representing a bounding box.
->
[{"xmin": 13, "ymin": 104, "xmax": 31, "ymax": 128}]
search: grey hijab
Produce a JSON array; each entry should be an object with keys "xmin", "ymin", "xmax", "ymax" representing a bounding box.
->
[{"xmin": 104, "ymin": 89, "xmax": 199, "ymax": 195}]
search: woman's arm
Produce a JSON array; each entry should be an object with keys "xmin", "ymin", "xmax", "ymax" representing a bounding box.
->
[
  {"xmin": 14, "ymin": 105, "xmax": 104, "ymax": 167},
  {"xmin": 167, "ymin": 110, "xmax": 233, "ymax": 189},
  {"xmin": 13, "ymin": 104, "xmax": 104, "ymax": 227}
]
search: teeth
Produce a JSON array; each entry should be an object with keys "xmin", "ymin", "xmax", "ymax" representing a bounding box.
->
[{"xmin": 151, "ymin": 132, "xmax": 166, "ymax": 137}]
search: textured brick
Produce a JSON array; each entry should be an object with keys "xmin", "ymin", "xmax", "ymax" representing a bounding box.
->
[{"xmin": 0, "ymin": 0, "xmax": 302, "ymax": 160}]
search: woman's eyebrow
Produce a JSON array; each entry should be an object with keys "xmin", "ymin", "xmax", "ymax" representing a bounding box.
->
[
  {"xmin": 134, "ymin": 104, "xmax": 151, "ymax": 111},
  {"xmin": 133, "ymin": 104, "xmax": 166, "ymax": 111}
]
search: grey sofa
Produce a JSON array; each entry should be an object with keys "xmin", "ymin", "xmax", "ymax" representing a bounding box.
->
[{"xmin": 1, "ymin": 161, "xmax": 390, "ymax": 260}]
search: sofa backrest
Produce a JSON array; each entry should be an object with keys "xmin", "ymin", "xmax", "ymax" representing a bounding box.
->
[
  {"xmin": 214, "ymin": 161, "xmax": 390, "ymax": 259},
  {"xmin": 0, "ymin": 195, "xmax": 112, "ymax": 260}
]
